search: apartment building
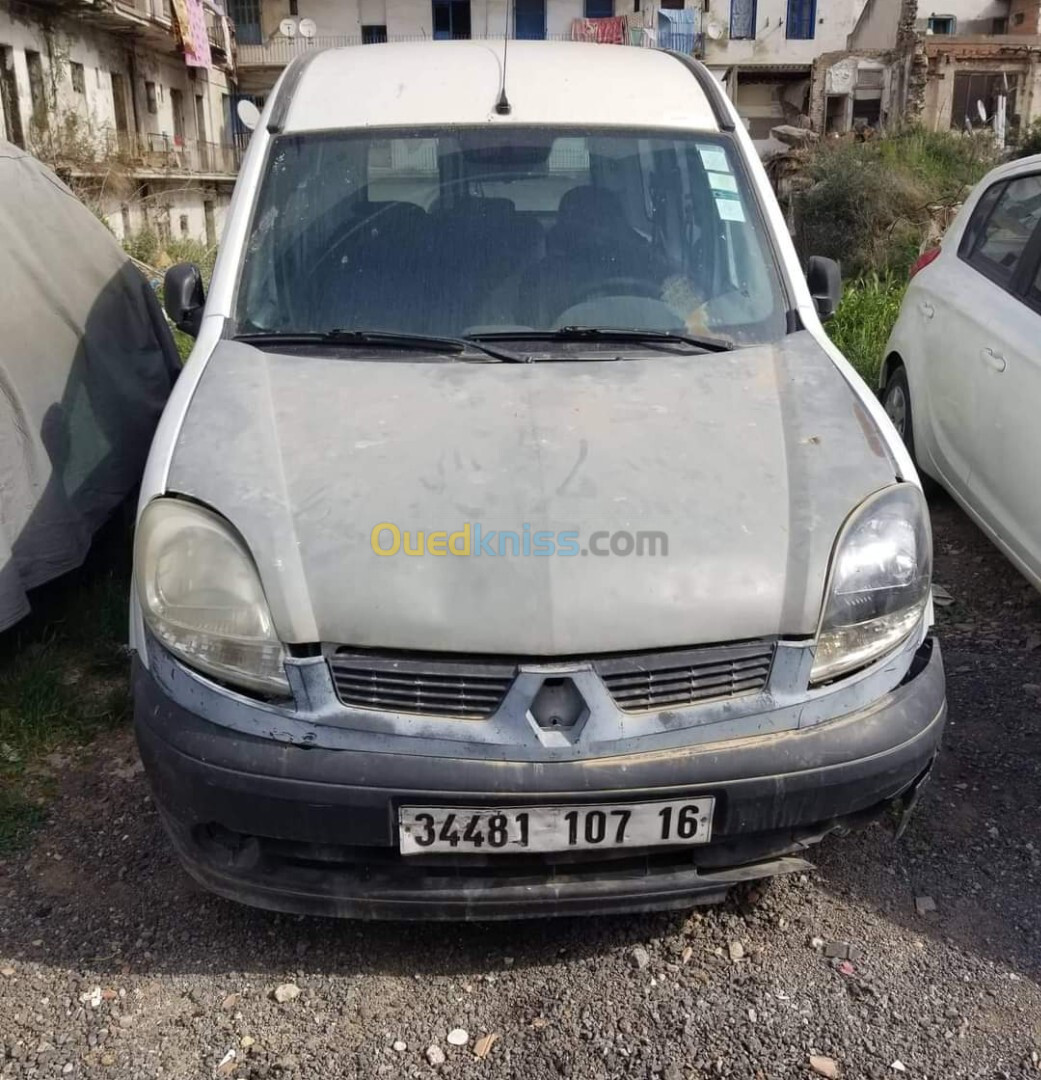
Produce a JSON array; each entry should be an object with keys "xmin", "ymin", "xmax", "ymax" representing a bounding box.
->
[
  {"xmin": 0, "ymin": 0, "xmax": 241, "ymax": 244},
  {"xmin": 229, "ymin": 0, "xmax": 874, "ymax": 145}
]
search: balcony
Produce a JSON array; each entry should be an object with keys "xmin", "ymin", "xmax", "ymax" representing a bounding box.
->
[
  {"xmin": 59, "ymin": 131, "xmax": 241, "ymax": 178},
  {"xmin": 83, "ymin": 0, "xmax": 230, "ymax": 60},
  {"xmin": 235, "ymin": 26, "xmax": 696, "ymax": 68},
  {"xmin": 236, "ymin": 33, "xmax": 425, "ymax": 67}
]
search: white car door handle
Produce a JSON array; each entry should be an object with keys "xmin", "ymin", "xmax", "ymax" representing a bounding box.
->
[
  {"xmin": 920, "ymin": 301, "xmax": 935, "ymax": 319},
  {"xmin": 982, "ymin": 347, "xmax": 1007, "ymax": 372}
]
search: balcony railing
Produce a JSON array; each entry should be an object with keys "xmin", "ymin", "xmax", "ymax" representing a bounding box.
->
[
  {"xmin": 58, "ymin": 131, "xmax": 242, "ymax": 176},
  {"xmin": 120, "ymin": 132, "xmax": 241, "ymax": 174},
  {"xmin": 113, "ymin": 0, "xmax": 173, "ymax": 27},
  {"xmin": 112, "ymin": 0, "xmax": 228, "ymax": 52},
  {"xmin": 235, "ymin": 29, "xmax": 681, "ymax": 67}
]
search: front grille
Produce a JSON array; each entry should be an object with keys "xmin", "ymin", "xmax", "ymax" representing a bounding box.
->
[
  {"xmin": 594, "ymin": 642, "xmax": 775, "ymax": 713},
  {"xmin": 329, "ymin": 651, "xmax": 516, "ymax": 719}
]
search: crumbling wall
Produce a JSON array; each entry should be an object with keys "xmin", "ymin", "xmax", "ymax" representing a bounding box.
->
[{"xmin": 897, "ymin": 0, "xmax": 929, "ymax": 118}]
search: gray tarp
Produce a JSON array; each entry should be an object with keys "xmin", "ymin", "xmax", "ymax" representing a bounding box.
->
[{"xmin": 0, "ymin": 142, "xmax": 177, "ymax": 631}]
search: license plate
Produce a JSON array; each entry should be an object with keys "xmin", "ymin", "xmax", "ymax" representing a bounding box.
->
[{"xmin": 398, "ymin": 797, "xmax": 715, "ymax": 856}]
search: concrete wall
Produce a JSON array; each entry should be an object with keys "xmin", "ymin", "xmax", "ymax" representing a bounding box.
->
[
  {"xmin": 915, "ymin": 0, "xmax": 1008, "ymax": 34},
  {"xmin": 0, "ymin": 7, "xmax": 236, "ymax": 244},
  {"xmin": 849, "ymin": 0, "xmax": 903, "ymax": 49},
  {"xmin": 0, "ymin": 14, "xmax": 233, "ymax": 150},
  {"xmin": 108, "ymin": 181, "xmax": 232, "ymax": 245},
  {"xmin": 1009, "ymin": 0, "xmax": 1041, "ymax": 32},
  {"xmin": 261, "ymin": 0, "xmax": 599, "ymax": 40},
  {"xmin": 701, "ymin": 0, "xmax": 870, "ymax": 68}
]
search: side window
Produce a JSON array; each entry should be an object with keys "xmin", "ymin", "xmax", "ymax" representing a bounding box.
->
[{"xmin": 962, "ymin": 173, "xmax": 1041, "ymax": 287}]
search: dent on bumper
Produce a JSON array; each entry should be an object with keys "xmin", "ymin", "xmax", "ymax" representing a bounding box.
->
[{"xmin": 134, "ymin": 639, "xmax": 946, "ymax": 919}]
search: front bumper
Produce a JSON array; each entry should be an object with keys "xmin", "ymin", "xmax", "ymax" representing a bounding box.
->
[{"xmin": 134, "ymin": 637, "xmax": 946, "ymax": 920}]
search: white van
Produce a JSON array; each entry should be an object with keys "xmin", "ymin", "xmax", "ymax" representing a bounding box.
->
[{"xmin": 133, "ymin": 41, "xmax": 945, "ymax": 919}]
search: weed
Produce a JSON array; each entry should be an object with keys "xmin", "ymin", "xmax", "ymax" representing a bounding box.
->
[
  {"xmin": 0, "ymin": 514, "xmax": 132, "ymax": 853},
  {"xmin": 826, "ymin": 272, "xmax": 908, "ymax": 384},
  {"xmin": 123, "ymin": 228, "xmax": 160, "ymax": 266},
  {"xmin": 794, "ymin": 128, "xmax": 997, "ymax": 278}
]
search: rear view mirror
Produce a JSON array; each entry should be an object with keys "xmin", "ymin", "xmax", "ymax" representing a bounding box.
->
[
  {"xmin": 164, "ymin": 262, "xmax": 205, "ymax": 337},
  {"xmin": 806, "ymin": 256, "xmax": 842, "ymax": 321}
]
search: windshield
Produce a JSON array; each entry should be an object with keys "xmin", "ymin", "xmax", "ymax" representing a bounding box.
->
[{"xmin": 236, "ymin": 127, "xmax": 788, "ymax": 347}]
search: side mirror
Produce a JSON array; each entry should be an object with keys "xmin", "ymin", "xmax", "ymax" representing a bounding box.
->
[
  {"xmin": 806, "ymin": 256, "xmax": 842, "ymax": 321},
  {"xmin": 164, "ymin": 262, "xmax": 205, "ymax": 337}
]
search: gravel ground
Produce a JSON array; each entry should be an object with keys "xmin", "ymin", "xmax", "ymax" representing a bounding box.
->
[{"xmin": 1, "ymin": 493, "xmax": 1040, "ymax": 1080}]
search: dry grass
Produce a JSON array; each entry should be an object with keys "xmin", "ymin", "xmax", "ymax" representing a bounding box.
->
[{"xmin": 0, "ymin": 516, "xmax": 132, "ymax": 853}]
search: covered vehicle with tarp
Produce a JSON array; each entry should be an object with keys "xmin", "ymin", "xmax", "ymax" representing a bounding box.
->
[{"xmin": 0, "ymin": 141, "xmax": 178, "ymax": 631}]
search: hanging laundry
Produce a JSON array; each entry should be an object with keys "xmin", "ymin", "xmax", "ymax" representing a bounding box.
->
[
  {"xmin": 658, "ymin": 6, "xmax": 702, "ymax": 56},
  {"xmin": 625, "ymin": 12, "xmax": 645, "ymax": 46},
  {"xmin": 570, "ymin": 16, "xmax": 627, "ymax": 44}
]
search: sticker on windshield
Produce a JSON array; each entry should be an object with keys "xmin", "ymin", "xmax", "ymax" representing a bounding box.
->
[
  {"xmin": 698, "ymin": 146, "xmax": 730, "ymax": 173},
  {"xmin": 708, "ymin": 172, "xmax": 739, "ymax": 194},
  {"xmin": 714, "ymin": 192, "xmax": 746, "ymax": 222}
]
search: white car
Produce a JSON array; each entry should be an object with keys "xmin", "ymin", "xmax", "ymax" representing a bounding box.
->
[
  {"xmin": 135, "ymin": 42, "xmax": 945, "ymax": 919},
  {"xmin": 882, "ymin": 154, "xmax": 1041, "ymax": 592}
]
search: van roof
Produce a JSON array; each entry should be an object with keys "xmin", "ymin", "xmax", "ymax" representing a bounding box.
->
[{"xmin": 274, "ymin": 41, "xmax": 724, "ymax": 135}]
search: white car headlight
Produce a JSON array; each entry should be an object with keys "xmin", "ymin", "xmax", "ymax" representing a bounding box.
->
[
  {"xmin": 135, "ymin": 498, "xmax": 289, "ymax": 695},
  {"xmin": 811, "ymin": 483, "xmax": 932, "ymax": 685}
]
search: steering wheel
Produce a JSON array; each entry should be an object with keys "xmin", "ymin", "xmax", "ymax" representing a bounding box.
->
[{"xmin": 569, "ymin": 277, "xmax": 662, "ymax": 305}]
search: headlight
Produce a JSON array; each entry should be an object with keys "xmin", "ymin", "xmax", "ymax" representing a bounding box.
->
[
  {"xmin": 135, "ymin": 498, "xmax": 289, "ymax": 695},
  {"xmin": 811, "ymin": 484, "xmax": 931, "ymax": 684}
]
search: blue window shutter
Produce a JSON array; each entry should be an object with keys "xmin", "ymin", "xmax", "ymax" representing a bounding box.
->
[
  {"xmin": 786, "ymin": 0, "xmax": 816, "ymax": 39},
  {"xmin": 730, "ymin": 0, "xmax": 756, "ymax": 39}
]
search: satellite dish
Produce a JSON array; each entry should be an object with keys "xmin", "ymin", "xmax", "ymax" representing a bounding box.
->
[
  {"xmin": 279, "ymin": 17, "xmax": 297, "ymax": 37},
  {"xmin": 298, "ymin": 17, "xmax": 316, "ymax": 38},
  {"xmin": 706, "ymin": 19, "xmax": 724, "ymax": 40},
  {"xmin": 236, "ymin": 98, "xmax": 261, "ymax": 131},
  {"xmin": 976, "ymin": 99, "xmax": 988, "ymax": 123}
]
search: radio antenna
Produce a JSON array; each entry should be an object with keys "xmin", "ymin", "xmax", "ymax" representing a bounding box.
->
[{"xmin": 495, "ymin": 0, "xmax": 513, "ymax": 114}]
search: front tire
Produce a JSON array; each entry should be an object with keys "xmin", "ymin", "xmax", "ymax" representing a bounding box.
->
[{"xmin": 882, "ymin": 364, "xmax": 937, "ymax": 494}]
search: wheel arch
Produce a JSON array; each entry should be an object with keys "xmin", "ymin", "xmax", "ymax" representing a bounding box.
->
[{"xmin": 879, "ymin": 350, "xmax": 905, "ymax": 391}]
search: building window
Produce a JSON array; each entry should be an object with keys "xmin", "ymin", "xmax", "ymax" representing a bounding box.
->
[
  {"xmin": 362, "ymin": 24, "xmax": 388, "ymax": 42},
  {"xmin": 145, "ymin": 81, "xmax": 158, "ymax": 114},
  {"xmin": 432, "ymin": 0, "xmax": 471, "ymax": 38},
  {"xmin": 288, "ymin": 0, "xmax": 297, "ymax": 12},
  {"xmin": 179, "ymin": 213, "xmax": 190, "ymax": 237},
  {"xmin": 992, "ymin": 16, "xmax": 1008, "ymax": 32},
  {"xmin": 25, "ymin": 50, "xmax": 47, "ymax": 130},
  {"xmin": 660, "ymin": 0, "xmax": 684, "ymax": 7},
  {"xmin": 0, "ymin": 46, "xmax": 26, "ymax": 148},
  {"xmin": 584, "ymin": 0, "xmax": 613, "ymax": 15},
  {"xmin": 729, "ymin": 0, "xmax": 755, "ymax": 39},
  {"xmin": 70, "ymin": 61, "xmax": 85, "ymax": 95},
  {"xmin": 1013, "ymin": 11, "xmax": 1025, "ymax": 25},
  {"xmin": 729, "ymin": 0, "xmax": 756, "ymax": 39},
  {"xmin": 228, "ymin": 0, "xmax": 263, "ymax": 45},
  {"xmin": 926, "ymin": 14, "xmax": 955, "ymax": 34},
  {"xmin": 950, "ymin": 71, "xmax": 1018, "ymax": 130},
  {"xmin": 786, "ymin": 0, "xmax": 816, "ymax": 39}
]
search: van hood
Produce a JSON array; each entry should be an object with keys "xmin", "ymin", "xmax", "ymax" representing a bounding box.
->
[{"xmin": 166, "ymin": 333, "xmax": 896, "ymax": 654}]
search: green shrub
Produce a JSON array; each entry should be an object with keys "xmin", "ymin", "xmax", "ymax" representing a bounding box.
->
[
  {"xmin": 122, "ymin": 227, "xmax": 159, "ymax": 266},
  {"xmin": 826, "ymin": 272, "xmax": 908, "ymax": 384},
  {"xmin": 1011, "ymin": 119, "xmax": 1041, "ymax": 160},
  {"xmin": 794, "ymin": 128, "xmax": 997, "ymax": 278},
  {"xmin": 162, "ymin": 236, "xmax": 218, "ymax": 286}
]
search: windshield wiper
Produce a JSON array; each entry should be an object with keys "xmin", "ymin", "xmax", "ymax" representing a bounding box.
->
[
  {"xmin": 235, "ymin": 329, "xmax": 531, "ymax": 364},
  {"xmin": 468, "ymin": 326, "xmax": 735, "ymax": 354}
]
